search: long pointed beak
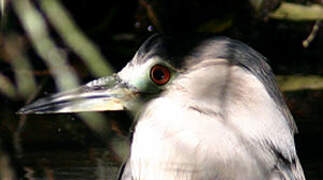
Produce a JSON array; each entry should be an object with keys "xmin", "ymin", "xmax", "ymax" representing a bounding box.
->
[{"xmin": 18, "ymin": 75, "xmax": 139, "ymax": 114}]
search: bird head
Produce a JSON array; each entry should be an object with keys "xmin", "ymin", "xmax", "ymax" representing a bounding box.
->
[{"xmin": 18, "ymin": 34, "xmax": 296, "ymax": 134}]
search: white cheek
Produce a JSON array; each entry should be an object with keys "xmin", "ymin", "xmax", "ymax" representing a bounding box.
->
[{"xmin": 118, "ymin": 63, "xmax": 149, "ymax": 87}]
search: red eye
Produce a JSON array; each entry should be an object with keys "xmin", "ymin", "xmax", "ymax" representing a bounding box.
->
[{"xmin": 150, "ymin": 64, "xmax": 171, "ymax": 85}]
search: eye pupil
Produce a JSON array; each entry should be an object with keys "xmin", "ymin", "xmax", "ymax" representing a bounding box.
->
[
  {"xmin": 150, "ymin": 65, "xmax": 171, "ymax": 85},
  {"xmin": 153, "ymin": 69, "xmax": 165, "ymax": 81}
]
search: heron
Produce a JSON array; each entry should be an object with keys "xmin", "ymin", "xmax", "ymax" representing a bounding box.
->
[{"xmin": 19, "ymin": 34, "xmax": 305, "ymax": 180}]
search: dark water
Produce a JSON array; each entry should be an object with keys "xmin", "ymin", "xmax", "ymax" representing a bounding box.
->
[
  {"xmin": 20, "ymin": 148, "xmax": 121, "ymax": 180},
  {"xmin": 17, "ymin": 147, "xmax": 323, "ymax": 180},
  {"xmin": 0, "ymin": 111, "xmax": 129, "ymax": 180}
]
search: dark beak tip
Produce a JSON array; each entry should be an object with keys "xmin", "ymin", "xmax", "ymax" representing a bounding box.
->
[
  {"xmin": 16, "ymin": 107, "xmax": 30, "ymax": 115},
  {"xmin": 16, "ymin": 107, "xmax": 48, "ymax": 115},
  {"xmin": 17, "ymin": 103, "xmax": 39, "ymax": 115}
]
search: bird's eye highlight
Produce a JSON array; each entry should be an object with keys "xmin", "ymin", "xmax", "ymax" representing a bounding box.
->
[{"xmin": 150, "ymin": 64, "xmax": 170, "ymax": 85}]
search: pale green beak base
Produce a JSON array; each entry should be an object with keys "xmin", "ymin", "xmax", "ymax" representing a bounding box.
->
[{"xmin": 18, "ymin": 75, "xmax": 138, "ymax": 114}]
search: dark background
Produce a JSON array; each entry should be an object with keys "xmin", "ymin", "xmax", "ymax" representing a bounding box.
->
[{"xmin": 0, "ymin": 0, "xmax": 322, "ymax": 179}]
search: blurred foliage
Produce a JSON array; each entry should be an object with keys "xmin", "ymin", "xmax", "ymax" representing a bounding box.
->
[
  {"xmin": 269, "ymin": 2, "xmax": 323, "ymax": 21},
  {"xmin": 0, "ymin": 0, "xmax": 322, "ymax": 179},
  {"xmin": 0, "ymin": 0, "xmax": 322, "ymax": 99},
  {"xmin": 277, "ymin": 75, "xmax": 323, "ymax": 91}
]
